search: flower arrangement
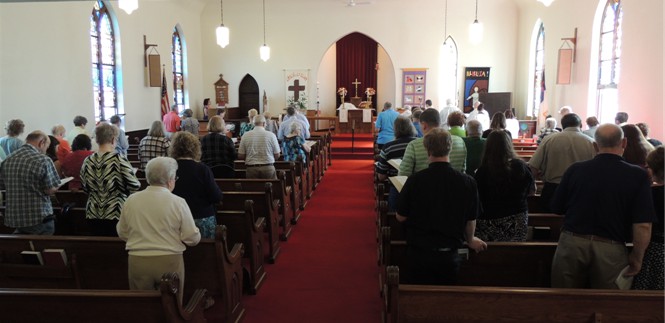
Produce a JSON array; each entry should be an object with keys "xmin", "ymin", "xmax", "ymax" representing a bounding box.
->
[
  {"xmin": 337, "ymin": 87, "xmax": 347, "ymax": 96},
  {"xmin": 287, "ymin": 95, "xmax": 308, "ymax": 110},
  {"xmin": 365, "ymin": 87, "xmax": 376, "ymax": 96}
]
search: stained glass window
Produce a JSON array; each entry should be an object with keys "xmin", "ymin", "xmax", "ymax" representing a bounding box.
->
[
  {"xmin": 530, "ymin": 23, "xmax": 545, "ymax": 118},
  {"xmin": 90, "ymin": 0, "xmax": 118, "ymax": 122},
  {"xmin": 172, "ymin": 28, "xmax": 185, "ymax": 112},
  {"xmin": 596, "ymin": 0, "xmax": 622, "ymax": 122}
]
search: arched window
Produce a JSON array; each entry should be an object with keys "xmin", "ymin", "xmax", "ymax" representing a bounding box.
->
[
  {"xmin": 172, "ymin": 28, "xmax": 185, "ymax": 112},
  {"xmin": 90, "ymin": 0, "xmax": 119, "ymax": 122},
  {"xmin": 440, "ymin": 37, "xmax": 459, "ymax": 105},
  {"xmin": 596, "ymin": 0, "xmax": 622, "ymax": 122},
  {"xmin": 529, "ymin": 23, "xmax": 545, "ymax": 119}
]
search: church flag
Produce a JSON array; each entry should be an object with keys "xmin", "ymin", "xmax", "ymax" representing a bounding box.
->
[
  {"xmin": 285, "ymin": 69, "xmax": 309, "ymax": 110},
  {"xmin": 160, "ymin": 68, "xmax": 170, "ymax": 117},
  {"xmin": 539, "ymin": 70, "xmax": 549, "ymax": 128}
]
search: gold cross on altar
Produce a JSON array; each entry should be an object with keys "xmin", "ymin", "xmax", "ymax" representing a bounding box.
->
[{"xmin": 352, "ymin": 78, "xmax": 362, "ymax": 97}]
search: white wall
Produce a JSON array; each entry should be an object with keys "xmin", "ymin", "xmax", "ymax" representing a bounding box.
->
[
  {"xmin": 0, "ymin": 0, "xmax": 205, "ymax": 134},
  {"xmin": 200, "ymin": 0, "xmax": 519, "ymax": 117},
  {"xmin": 513, "ymin": 0, "xmax": 663, "ymax": 139}
]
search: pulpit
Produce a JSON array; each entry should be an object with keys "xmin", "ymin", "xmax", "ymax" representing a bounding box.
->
[
  {"xmin": 350, "ymin": 97, "xmax": 362, "ymax": 108},
  {"xmin": 338, "ymin": 106, "xmax": 374, "ymax": 134}
]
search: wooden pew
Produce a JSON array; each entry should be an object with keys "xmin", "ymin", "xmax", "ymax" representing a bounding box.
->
[
  {"xmin": 216, "ymin": 172, "xmax": 295, "ymax": 240},
  {"xmin": 379, "ymin": 228, "xmax": 557, "ymax": 288},
  {"xmin": 311, "ymin": 130, "xmax": 332, "ymax": 168},
  {"xmin": 384, "ymin": 266, "xmax": 664, "ymax": 323},
  {"xmin": 528, "ymin": 213, "xmax": 564, "ymax": 241},
  {"xmin": 235, "ymin": 160, "xmax": 304, "ymax": 221},
  {"xmin": 0, "ymin": 272, "xmax": 208, "ymax": 323},
  {"xmin": 0, "ymin": 226, "xmax": 245, "ymax": 323},
  {"xmin": 216, "ymin": 200, "xmax": 267, "ymax": 294},
  {"xmin": 222, "ymin": 188, "xmax": 281, "ymax": 263}
]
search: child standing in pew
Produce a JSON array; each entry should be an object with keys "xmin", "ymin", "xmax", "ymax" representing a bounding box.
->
[{"xmin": 282, "ymin": 122, "xmax": 310, "ymax": 164}]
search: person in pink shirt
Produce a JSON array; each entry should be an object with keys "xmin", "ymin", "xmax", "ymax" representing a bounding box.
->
[{"xmin": 162, "ymin": 106, "xmax": 181, "ymax": 138}]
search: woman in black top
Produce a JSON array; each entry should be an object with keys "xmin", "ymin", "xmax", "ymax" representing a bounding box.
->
[
  {"xmin": 633, "ymin": 146, "xmax": 664, "ymax": 290},
  {"xmin": 170, "ymin": 131, "xmax": 223, "ymax": 239},
  {"xmin": 200, "ymin": 115, "xmax": 237, "ymax": 178},
  {"xmin": 474, "ymin": 130, "xmax": 534, "ymax": 241}
]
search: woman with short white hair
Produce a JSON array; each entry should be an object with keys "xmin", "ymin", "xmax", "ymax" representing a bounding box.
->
[
  {"xmin": 282, "ymin": 121, "xmax": 310, "ymax": 163},
  {"xmin": 117, "ymin": 156, "xmax": 201, "ymax": 304}
]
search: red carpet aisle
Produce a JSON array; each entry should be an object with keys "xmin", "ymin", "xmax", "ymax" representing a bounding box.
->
[{"xmin": 239, "ymin": 156, "xmax": 381, "ymax": 323}]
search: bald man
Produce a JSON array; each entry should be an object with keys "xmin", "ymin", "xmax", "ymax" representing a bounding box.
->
[
  {"xmin": 0, "ymin": 131, "xmax": 61, "ymax": 235},
  {"xmin": 551, "ymin": 124, "xmax": 656, "ymax": 289}
]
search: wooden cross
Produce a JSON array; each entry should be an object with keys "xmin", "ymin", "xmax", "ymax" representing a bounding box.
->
[
  {"xmin": 352, "ymin": 78, "xmax": 362, "ymax": 97},
  {"xmin": 288, "ymin": 80, "xmax": 306, "ymax": 101}
]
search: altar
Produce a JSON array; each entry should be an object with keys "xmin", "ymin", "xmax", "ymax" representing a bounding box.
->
[{"xmin": 337, "ymin": 104, "xmax": 374, "ymax": 134}]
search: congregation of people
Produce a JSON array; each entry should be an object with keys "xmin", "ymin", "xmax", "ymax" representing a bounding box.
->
[
  {"xmin": 375, "ymin": 99, "xmax": 663, "ymax": 291},
  {"xmin": 0, "ymin": 103, "xmax": 312, "ymax": 298}
]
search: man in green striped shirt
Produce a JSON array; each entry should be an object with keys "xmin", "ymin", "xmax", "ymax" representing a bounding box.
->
[{"xmin": 399, "ymin": 109, "xmax": 467, "ymax": 177}]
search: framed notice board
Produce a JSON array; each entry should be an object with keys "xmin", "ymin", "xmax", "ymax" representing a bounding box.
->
[{"xmin": 402, "ymin": 69, "xmax": 427, "ymax": 109}]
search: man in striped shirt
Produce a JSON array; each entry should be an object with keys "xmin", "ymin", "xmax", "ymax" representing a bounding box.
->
[
  {"xmin": 399, "ymin": 109, "xmax": 467, "ymax": 177},
  {"xmin": 239, "ymin": 115, "xmax": 281, "ymax": 179}
]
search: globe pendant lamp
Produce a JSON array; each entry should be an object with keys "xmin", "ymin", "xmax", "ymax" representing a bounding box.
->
[
  {"xmin": 216, "ymin": 0, "xmax": 229, "ymax": 48},
  {"xmin": 260, "ymin": 0, "xmax": 270, "ymax": 61},
  {"xmin": 469, "ymin": 0, "xmax": 483, "ymax": 45}
]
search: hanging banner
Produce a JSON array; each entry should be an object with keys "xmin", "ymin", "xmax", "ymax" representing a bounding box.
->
[
  {"xmin": 463, "ymin": 67, "xmax": 490, "ymax": 113},
  {"xmin": 402, "ymin": 68, "xmax": 427, "ymax": 110},
  {"xmin": 284, "ymin": 69, "xmax": 309, "ymax": 110}
]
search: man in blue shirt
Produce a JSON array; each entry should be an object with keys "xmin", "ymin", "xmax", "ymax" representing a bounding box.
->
[
  {"xmin": 551, "ymin": 124, "xmax": 656, "ymax": 289},
  {"xmin": 278, "ymin": 106, "xmax": 309, "ymax": 141},
  {"xmin": 375, "ymin": 101, "xmax": 399, "ymax": 149}
]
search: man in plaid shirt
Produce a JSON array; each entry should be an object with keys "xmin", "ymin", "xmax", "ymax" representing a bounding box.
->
[{"xmin": 0, "ymin": 131, "xmax": 61, "ymax": 234}]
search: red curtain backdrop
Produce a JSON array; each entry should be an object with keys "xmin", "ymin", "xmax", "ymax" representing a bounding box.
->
[{"xmin": 336, "ymin": 32, "xmax": 378, "ymax": 112}]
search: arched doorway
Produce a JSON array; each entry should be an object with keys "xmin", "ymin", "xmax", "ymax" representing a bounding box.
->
[
  {"xmin": 238, "ymin": 74, "xmax": 260, "ymax": 117},
  {"xmin": 316, "ymin": 33, "xmax": 396, "ymax": 118}
]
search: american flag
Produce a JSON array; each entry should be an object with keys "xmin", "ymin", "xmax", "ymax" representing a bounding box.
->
[
  {"xmin": 160, "ymin": 68, "xmax": 170, "ymax": 117},
  {"xmin": 540, "ymin": 70, "xmax": 546, "ymax": 103}
]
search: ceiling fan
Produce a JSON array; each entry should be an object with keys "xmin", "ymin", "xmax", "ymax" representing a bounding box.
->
[{"xmin": 346, "ymin": 0, "xmax": 373, "ymax": 7}]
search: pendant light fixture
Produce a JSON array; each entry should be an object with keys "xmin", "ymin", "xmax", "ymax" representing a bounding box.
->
[
  {"xmin": 118, "ymin": 0, "xmax": 138, "ymax": 15},
  {"xmin": 260, "ymin": 0, "xmax": 270, "ymax": 61},
  {"xmin": 469, "ymin": 0, "xmax": 483, "ymax": 45},
  {"xmin": 216, "ymin": 0, "xmax": 230, "ymax": 48},
  {"xmin": 538, "ymin": 0, "xmax": 554, "ymax": 6}
]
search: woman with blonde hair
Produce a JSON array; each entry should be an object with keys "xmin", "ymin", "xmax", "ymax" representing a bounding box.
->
[
  {"xmin": 201, "ymin": 115, "xmax": 237, "ymax": 178},
  {"xmin": 138, "ymin": 120, "xmax": 171, "ymax": 170},
  {"xmin": 264, "ymin": 111, "xmax": 279, "ymax": 136},
  {"xmin": 170, "ymin": 132, "xmax": 223, "ymax": 239},
  {"xmin": 52, "ymin": 124, "xmax": 71, "ymax": 161},
  {"xmin": 239, "ymin": 108, "xmax": 259, "ymax": 137}
]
